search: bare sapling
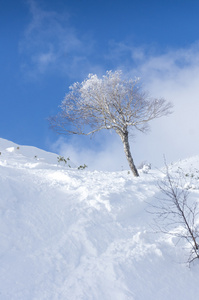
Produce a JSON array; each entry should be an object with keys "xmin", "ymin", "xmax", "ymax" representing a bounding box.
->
[{"xmin": 150, "ymin": 163, "xmax": 199, "ymax": 265}]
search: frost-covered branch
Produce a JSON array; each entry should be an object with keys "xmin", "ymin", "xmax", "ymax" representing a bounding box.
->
[{"xmin": 49, "ymin": 70, "xmax": 173, "ymax": 176}]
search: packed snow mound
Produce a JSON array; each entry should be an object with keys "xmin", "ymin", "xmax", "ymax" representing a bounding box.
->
[{"xmin": 1, "ymin": 138, "xmax": 199, "ymax": 300}]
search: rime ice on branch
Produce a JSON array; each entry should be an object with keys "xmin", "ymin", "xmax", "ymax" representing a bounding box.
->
[{"xmin": 50, "ymin": 70, "xmax": 173, "ymax": 176}]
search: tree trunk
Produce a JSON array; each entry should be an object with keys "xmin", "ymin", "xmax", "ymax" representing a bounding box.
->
[{"xmin": 120, "ymin": 131, "xmax": 139, "ymax": 177}]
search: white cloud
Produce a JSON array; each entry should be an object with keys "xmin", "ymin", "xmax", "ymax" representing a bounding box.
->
[{"xmin": 127, "ymin": 43, "xmax": 199, "ymax": 167}]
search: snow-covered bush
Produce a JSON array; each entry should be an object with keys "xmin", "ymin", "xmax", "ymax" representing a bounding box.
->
[{"xmin": 138, "ymin": 161, "xmax": 151, "ymax": 174}]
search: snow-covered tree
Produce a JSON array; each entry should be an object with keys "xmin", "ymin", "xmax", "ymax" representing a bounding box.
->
[{"xmin": 50, "ymin": 70, "xmax": 173, "ymax": 176}]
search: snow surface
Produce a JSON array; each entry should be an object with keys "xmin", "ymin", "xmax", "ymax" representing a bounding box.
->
[{"xmin": 1, "ymin": 138, "xmax": 199, "ymax": 299}]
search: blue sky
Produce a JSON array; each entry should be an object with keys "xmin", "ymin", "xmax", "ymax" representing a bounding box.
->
[{"xmin": 1, "ymin": 0, "xmax": 199, "ymax": 170}]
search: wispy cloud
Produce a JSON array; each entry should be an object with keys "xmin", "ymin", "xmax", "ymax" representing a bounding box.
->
[{"xmin": 19, "ymin": 0, "xmax": 97, "ymax": 79}]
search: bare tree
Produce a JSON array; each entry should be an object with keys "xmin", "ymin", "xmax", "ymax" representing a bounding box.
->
[
  {"xmin": 151, "ymin": 163, "xmax": 199, "ymax": 264},
  {"xmin": 49, "ymin": 70, "xmax": 172, "ymax": 176}
]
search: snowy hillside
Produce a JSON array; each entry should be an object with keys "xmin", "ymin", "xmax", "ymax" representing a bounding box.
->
[{"xmin": 1, "ymin": 138, "xmax": 199, "ymax": 300}]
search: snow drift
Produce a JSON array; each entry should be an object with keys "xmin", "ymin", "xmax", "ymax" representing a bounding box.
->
[{"xmin": 1, "ymin": 138, "xmax": 199, "ymax": 300}]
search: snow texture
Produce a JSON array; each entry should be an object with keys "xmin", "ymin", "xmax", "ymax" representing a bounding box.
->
[{"xmin": 1, "ymin": 138, "xmax": 199, "ymax": 299}]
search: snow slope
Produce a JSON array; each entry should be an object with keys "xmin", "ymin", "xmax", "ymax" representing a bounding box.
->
[{"xmin": 1, "ymin": 138, "xmax": 199, "ymax": 300}]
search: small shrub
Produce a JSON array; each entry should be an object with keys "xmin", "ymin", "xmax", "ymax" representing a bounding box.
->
[
  {"xmin": 78, "ymin": 164, "xmax": 87, "ymax": 170},
  {"xmin": 57, "ymin": 155, "xmax": 71, "ymax": 167},
  {"xmin": 57, "ymin": 155, "xmax": 67, "ymax": 164}
]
